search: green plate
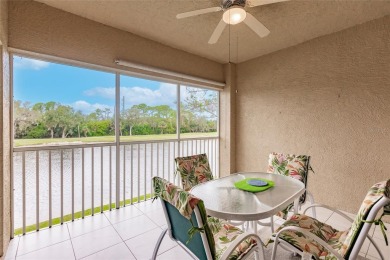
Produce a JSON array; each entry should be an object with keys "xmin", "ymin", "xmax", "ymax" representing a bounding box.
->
[{"xmin": 234, "ymin": 178, "xmax": 274, "ymax": 192}]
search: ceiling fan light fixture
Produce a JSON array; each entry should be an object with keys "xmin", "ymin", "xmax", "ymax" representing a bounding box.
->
[{"xmin": 222, "ymin": 7, "xmax": 246, "ymax": 25}]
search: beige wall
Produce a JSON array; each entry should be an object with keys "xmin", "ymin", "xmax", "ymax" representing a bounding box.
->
[
  {"xmin": 236, "ymin": 15, "xmax": 390, "ymax": 214},
  {"xmin": 0, "ymin": 0, "xmax": 11, "ymax": 257},
  {"xmin": 8, "ymin": 0, "xmax": 224, "ymax": 85},
  {"xmin": 219, "ymin": 63, "xmax": 237, "ymax": 177}
]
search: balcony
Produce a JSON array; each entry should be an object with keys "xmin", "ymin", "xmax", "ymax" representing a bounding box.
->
[
  {"xmin": 1, "ymin": 0, "xmax": 390, "ymax": 259},
  {"xmin": 12, "ymin": 137, "xmax": 219, "ymax": 235}
]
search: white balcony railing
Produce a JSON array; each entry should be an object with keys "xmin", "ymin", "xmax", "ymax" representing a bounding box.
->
[{"xmin": 12, "ymin": 137, "xmax": 219, "ymax": 235}]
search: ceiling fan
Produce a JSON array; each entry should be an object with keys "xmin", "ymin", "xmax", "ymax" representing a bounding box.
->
[{"xmin": 176, "ymin": 0, "xmax": 289, "ymax": 44}]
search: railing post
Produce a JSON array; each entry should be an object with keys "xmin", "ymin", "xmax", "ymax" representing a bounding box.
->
[
  {"xmin": 72, "ymin": 149, "xmax": 74, "ymax": 221},
  {"xmin": 82, "ymin": 148, "xmax": 85, "ymax": 218},
  {"xmin": 91, "ymin": 148, "xmax": 94, "ymax": 216},
  {"xmin": 109, "ymin": 146, "xmax": 112, "ymax": 210},
  {"xmin": 144, "ymin": 143, "xmax": 147, "ymax": 201},
  {"xmin": 115, "ymin": 72, "xmax": 120, "ymax": 208},
  {"xmin": 49, "ymin": 150, "xmax": 52, "ymax": 226},
  {"xmin": 176, "ymin": 84, "xmax": 181, "ymax": 155},
  {"xmin": 101, "ymin": 147, "xmax": 103, "ymax": 213},
  {"xmin": 22, "ymin": 152, "xmax": 26, "ymax": 235},
  {"xmin": 60, "ymin": 149, "xmax": 64, "ymax": 223},
  {"xmin": 123, "ymin": 146, "xmax": 126, "ymax": 206},
  {"xmin": 36, "ymin": 151, "xmax": 40, "ymax": 230},
  {"xmin": 130, "ymin": 144, "xmax": 133, "ymax": 204}
]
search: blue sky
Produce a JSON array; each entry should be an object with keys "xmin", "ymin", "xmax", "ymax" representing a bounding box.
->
[{"xmin": 13, "ymin": 56, "xmax": 177, "ymax": 114}]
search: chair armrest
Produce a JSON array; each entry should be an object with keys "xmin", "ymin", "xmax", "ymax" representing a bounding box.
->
[
  {"xmin": 303, "ymin": 203, "xmax": 354, "ymax": 223},
  {"xmin": 220, "ymin": 232, "xmax": 264, "ymax": 260},
  {"xmin": 273, "ymin": 226, "xmax": 344, "ymax": 259}
]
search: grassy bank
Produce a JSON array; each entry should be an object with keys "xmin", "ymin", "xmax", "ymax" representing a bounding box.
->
[
  {"xmin": 14, "ymin": 194, "xmax": 153, "ymax": 236},
  {"xmin": 14, "ymin": 132, "xmax": 217, "ymax": 147}
]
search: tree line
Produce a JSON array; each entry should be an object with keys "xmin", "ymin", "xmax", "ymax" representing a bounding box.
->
[{"xmin": 14, "ymin": 89, "xmax": 218, "ymax": 139}]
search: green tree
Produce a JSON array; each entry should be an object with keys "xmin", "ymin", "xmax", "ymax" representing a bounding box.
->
[
  {"xmin": 14, "ymin": 101, "xmax": 40, "ymax": 138},
  {"xmin": 55, "ymin": 105, "xmax": 75, "ymax": 138},
  {"xmin": 123, "ymin": 106, "xmax": 141, "ymax": 136},
  {"xmin": 39, "ymin": 101, "xmax": 59, "ymax": 138},
  {"xmin": 183, "ymin": 87, "xmax": 218, "ymax": 119}
]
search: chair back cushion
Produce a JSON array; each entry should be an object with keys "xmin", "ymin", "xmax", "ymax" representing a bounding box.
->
[
  {"xmin": 338, "ymin": 179, "xmax": 390, "ymax": 258},
  {"xmin": 175, "ymin": 154, "xmax": 214, "ymax": 191},
  {"xmin": 152, "ymin": 177, "xmax": 215, "ymax": 259},
  {"xmin": 267, "ymin": 152, "xmax": 310, "ymax": 204}
]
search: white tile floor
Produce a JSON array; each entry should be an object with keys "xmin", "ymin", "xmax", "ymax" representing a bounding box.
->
[{"xmin": 4, "ymin": 200, "xmax": 389, "ymax": 260}]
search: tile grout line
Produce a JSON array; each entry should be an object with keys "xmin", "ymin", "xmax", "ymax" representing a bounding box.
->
[
  {"xmin": 9, "ymin": 236, "xmax": 20, "ymax": 260},
  {"xmin": 107, "ymin": 212, "xmax": 138, "ymax": 260},
  {"xmin": 115, "ymin": 214, "xmax": 177, "ymax": 259},
  {"xmin": 122, "ymin": 239, "xmax": 138, "ymax": 260},
  {"xmin": 16, "ymin": 238, "xmax": 72, "ymax": 257},
  {"xmin": 143, "ymin": 211, "xmax": 165, "ymax": 228},
  {"xmin": 104, "ymin": 207, "xmax": 145, "ymax": 226},
  {"xmin": 77, "ymin": 241, "xmax": 126, "ymax": 260},
  {"xmin": 10, "ymin": 202, "xmax": 158, "ymax": 260},
  {"xmin": 66, "ymin": 223, "xmax": 77, "ymax": 260},
  {"xmin": 15, "ymin": 225, "xmax": 71, "ymax": 258},
  {"xmin": 66, "ymin": 215, "xmax": 112, "ymax": 240}
]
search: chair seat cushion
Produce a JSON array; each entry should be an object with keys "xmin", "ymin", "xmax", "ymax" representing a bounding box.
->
[
  {"xmin": 268, "ymin": 214, "xmax": 347, "ymax": 259},
  {"xmin": 207, "ymin": 217, "xmax": 257, "ymax": 260}
]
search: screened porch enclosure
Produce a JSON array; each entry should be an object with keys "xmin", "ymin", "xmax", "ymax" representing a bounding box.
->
[{"xmin": 11, "ymin": 55, "xmax": 220, "ymax": 236}]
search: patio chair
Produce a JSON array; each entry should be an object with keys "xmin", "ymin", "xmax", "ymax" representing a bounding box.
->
[
  {"xmin": 175, "ymin": 154, "xmax": 246, "ymax": 228},
  {"xmin": 175, "ymin": 153, "xmax": 214, "ymax": 191},
  {"xmin": 267, "ymin": 152, "xmax": 316, "ymax": 220},
  {"xmin": 268, "ymin": 179, "xmax": 390, "ymax": 260},
  {"xmin": 152, "ymin": 176, "xmax": 265, "ymax": 260}
]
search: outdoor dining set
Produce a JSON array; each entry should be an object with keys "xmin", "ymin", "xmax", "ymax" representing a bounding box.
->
[{"xmin": 151, "ymin": 153, "xmax": 390, "ymax": 260}]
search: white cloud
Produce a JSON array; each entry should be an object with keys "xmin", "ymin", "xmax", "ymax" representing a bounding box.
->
[
  {"xmin": 72, "ymin": 100, "xmax": 112, "ymax": 115},
  {"xmin": 14, "ymin": 57, "xmax": 50, "ymax": 70},
  {"xmin": 84, "ymin": 83, "xmax": 177, "ymax": 108}
]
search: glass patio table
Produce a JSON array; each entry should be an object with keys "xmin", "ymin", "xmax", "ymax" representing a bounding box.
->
[{"xmin": 191, "ymin": 172, "xmax": 305, "ymax": 222}]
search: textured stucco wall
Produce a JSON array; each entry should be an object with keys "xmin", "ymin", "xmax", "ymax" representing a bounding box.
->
[
  {"xmin": 236, "ymin": 16, "xmax": 390, "ymax": 214},
  {"xmin": 8, "ymin": 0, "xmax": 224, "ymax": 84},
  {"xmin": 0, "ymin": 0, "xmax": 11, "ymax": 257},
  {"xmin": 0, "ymin": 47, "xmax": 11, "ymax": 258},
  {"xmin": 219, "ymin": 63, "xmax": 237, "ymax": 177}
]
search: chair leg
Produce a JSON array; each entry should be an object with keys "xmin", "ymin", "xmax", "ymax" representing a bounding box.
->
[
  {"xmin": 307, "ymin": 191, "xmax": 316, "ymax": 219},
  {"xmin": 270, "ymin": 215, "xmax": 274, "ymax": 233},
  {"xmin": 255, "ymin": 244, "xmax": 265, "ymax": 260},
  {"xmin": 367, "ymin": 235, "xmax": 385, "ymax": 260},
  {"xmin": 151, "ymin": 228, "xmax": 168, "ymax": 260},
  {"xmin": 271, "ymin": 242, "xmax": 278, "ymax": 260}
]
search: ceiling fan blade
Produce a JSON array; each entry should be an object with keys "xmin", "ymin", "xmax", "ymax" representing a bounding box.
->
[
  {"xmin": 208, "ymin": 19, "xmax": 227, "ymax": 44},
  {"xmin": 247, "ymin": 0, "xmax": 289, "ymax": 7},
  {"xmin": 176, "ymin": 7, "xmax": 222, "ymax": 19},
  {"xmin": 243, "ymin": 13, "xmax": 270, "ymax": 38}
]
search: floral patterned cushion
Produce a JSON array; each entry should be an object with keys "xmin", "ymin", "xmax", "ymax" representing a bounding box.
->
[
  {"xmin": 207, "ymin": 217, "xmax": 257, "ymax": 260},
  {"xmin": 338, "ymin": 179, "xmax": 390, "ymax": 258},
  {"xmin": 268, "ymin": 180, "xmax": 390, "ymax": 259},
  {"xmin": 153, "ymin": 177, "xmax": 257, "ymax": 260},
  {"xmin": 267, "ymin": 153, "xmax": 310, "ymax": 183},
  {"xmin": 267, "ymin": 152, "xmax": 311, "ymax": 219},
  {"xmin": 175, "ymin": 153, "xmax": 214, "ymax": 191},
  {"xmin": 267, "ymin": 214, "xmax": 341, "ymax": 259},
  {"xmin": 152, "ymin": 176, "xmax": 200, "ymax": 219}
]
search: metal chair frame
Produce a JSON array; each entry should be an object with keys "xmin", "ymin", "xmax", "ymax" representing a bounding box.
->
[
  {"xmin": 271, "ymin": 196, "xmax": 390, "ymax": 260},
  {"xmin": 152, "ymin": 198, "xmax": 266, "ymax": 260}
]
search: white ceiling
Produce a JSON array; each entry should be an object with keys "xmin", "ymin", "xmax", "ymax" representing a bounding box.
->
[{"xmin": 35, "ymin": 0, "xmax": 390, "ymax": 63}]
